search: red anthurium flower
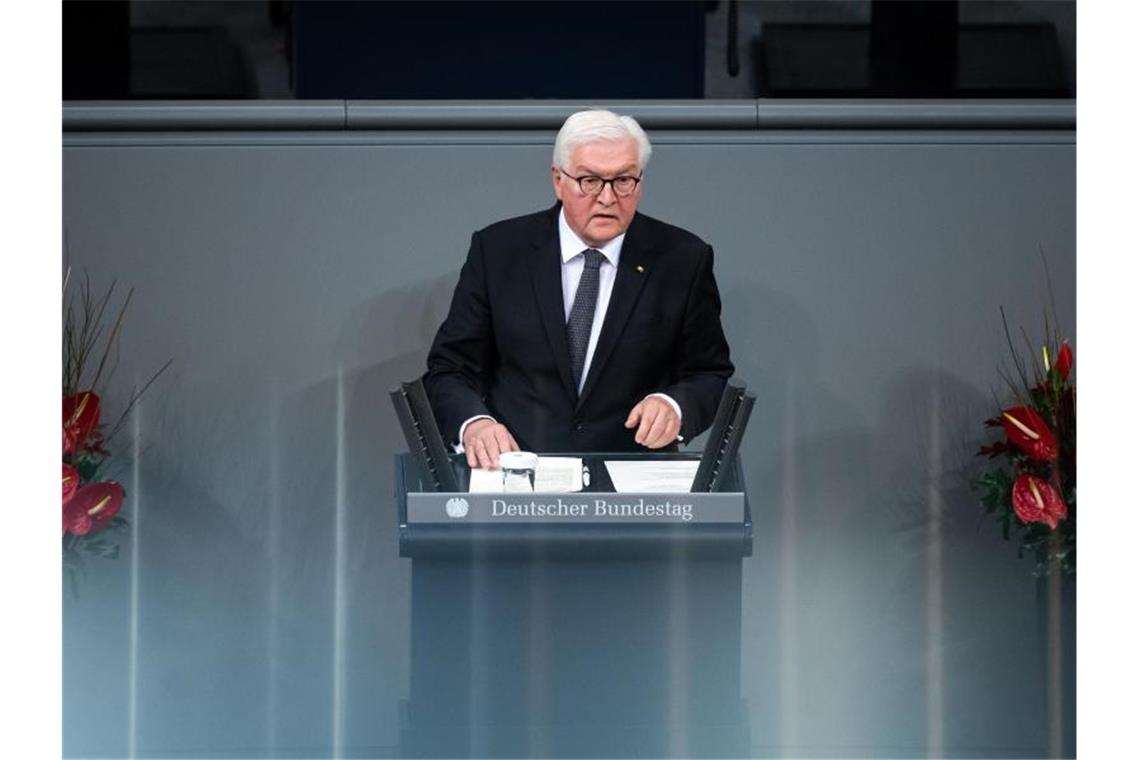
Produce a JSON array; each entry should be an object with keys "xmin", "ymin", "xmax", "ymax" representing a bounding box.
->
[
  {"xmin": 62, "ymin": 391, "xmax": 101, "ymax": 455},
  {"xmin": 63, "ymin": 426, "xmax": 78, "ymax": 456},
  {"xmin": 1055, "ymin": 340, "xmax": 1073, "ymax": 381},
  {"xmin": 1000, "ymin": 406, "xmax": 1058, "ymax": 461},
  {"xmin": 1011, "ymin": 473, "xmax": 1068, "ymax": 530},
  {"xmin": 63, "ymin": 481, "xmax": 123, "ymax": 537},
  {"xmin": 62, "ymin": 463, "xmax": 79, "ymax": 505}
]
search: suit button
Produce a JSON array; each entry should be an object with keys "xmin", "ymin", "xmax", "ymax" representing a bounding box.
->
[{"xmin": 573, "ymin": 422, "xmax": 584, "ymax": 432}]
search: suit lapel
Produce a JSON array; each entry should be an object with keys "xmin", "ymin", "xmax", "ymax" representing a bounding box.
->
[
  {"xmin": 528, "ymin": 207, "xmax": 579, "ymax": 403},
  {"xmin": 576, "ymin": 214, "xmax": 653, "ymax": 410}
]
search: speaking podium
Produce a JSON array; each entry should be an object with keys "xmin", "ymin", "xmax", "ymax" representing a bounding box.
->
[
  {"xmin": 395, "ymin": 450, "xmax": 753, "ymax": 757},
  {"xmin": 391, "ymin": 379, "xmax": 755, "ymax": 757}
]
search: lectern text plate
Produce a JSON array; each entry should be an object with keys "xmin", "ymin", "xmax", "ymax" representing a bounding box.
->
[{"xmin": 407, "ymin": 491, "xmax": 744, "ymax": 524}]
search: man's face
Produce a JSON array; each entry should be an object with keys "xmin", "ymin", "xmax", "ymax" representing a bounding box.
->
[{"xmin": 552, "ymin": 138, "xmax": 642, "ymax": 248}]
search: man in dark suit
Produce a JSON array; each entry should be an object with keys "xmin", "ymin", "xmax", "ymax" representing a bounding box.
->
[{"xmin": 425, "ymin": 110, "xmax": 733, "ymax": 469}]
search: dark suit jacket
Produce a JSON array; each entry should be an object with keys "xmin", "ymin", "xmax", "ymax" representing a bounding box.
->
[{"xmin": 425, "ymin": 203, "xmax": 733, "ymax": 453}]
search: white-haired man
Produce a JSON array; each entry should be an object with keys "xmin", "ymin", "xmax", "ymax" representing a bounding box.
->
[{"xmin": 426, "ymin": 109, "xmax": 733, "ymax": 469}]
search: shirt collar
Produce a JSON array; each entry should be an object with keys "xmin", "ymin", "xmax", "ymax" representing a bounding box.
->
[{"xmin": 558, "ymin": 208, "xmax": 624, "ymax": 266}]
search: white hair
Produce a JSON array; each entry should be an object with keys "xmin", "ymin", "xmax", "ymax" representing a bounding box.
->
[{"xmin": 552, "ymin": 110, "xmax": 652, "ymax": 172}]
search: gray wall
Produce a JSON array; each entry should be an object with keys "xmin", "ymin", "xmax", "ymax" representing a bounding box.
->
[{"xmin": 62, "ymin": 101, "xmax": 1075, "ymax": 758}]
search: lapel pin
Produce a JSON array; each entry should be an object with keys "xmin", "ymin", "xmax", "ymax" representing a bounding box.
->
[{"xmin": 636, "ymin": 265, "xmax": 645, "ymax": 273}]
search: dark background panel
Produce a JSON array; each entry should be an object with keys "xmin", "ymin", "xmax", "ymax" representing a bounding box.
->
[
  {"xmin": 293, "ymin": 0, "xmax": 705, "ymax": 99},
  {"xmin": 62, "ymin": 1, "xmax": 1076, "ymax": 100}
]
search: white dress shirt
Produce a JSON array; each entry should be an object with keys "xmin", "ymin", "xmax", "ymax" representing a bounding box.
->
[
  {"xmin": 558, "ymin": 208, "xmax": 623, "ymax": 391},
  {"xmin": 457, "ymin": 209, "xmax": 682, "ymax": 448}
]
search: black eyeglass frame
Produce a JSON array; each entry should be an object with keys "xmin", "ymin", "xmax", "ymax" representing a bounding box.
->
[{"xmin": 558, "ymin": 168, "xmax": 643, "ymax": 197}]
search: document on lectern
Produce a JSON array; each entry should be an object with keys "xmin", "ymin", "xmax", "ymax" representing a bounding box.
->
[
  {"xmin": 604, "ymin": 459, "xmax": 701, "ymax": 493},
  {"xmin": 468, "ymin": 456, "xmax": 584, "ymax": 493}
]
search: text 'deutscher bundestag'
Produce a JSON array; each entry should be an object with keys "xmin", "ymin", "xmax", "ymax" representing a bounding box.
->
[{"xmin": 406, "ymin": 493, "xmax": 744, "ymax": 524}]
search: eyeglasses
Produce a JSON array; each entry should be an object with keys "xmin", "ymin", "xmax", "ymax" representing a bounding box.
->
[{"xmin": 559, "ymin": 169, "xmax": 642, "ymax": 198}]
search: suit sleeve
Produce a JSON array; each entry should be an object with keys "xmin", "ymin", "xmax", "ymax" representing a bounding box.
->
[
  {"xmin": 663, "ymin": 244, "xmax": 734, "ymax": 441},
  {"xmin": 424, "ymin": 231, "xmax": 497, "ymax": 443}
]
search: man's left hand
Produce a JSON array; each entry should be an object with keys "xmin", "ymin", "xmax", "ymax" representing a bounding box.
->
[{"xmin": 624, "ymin": 396, "xmax": 681, "ymax": 449}]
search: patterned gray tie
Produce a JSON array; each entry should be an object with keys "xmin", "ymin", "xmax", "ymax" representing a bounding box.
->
[{"xmin": 566, "ymin": 248, "xmax": 605, "ymax": 391}]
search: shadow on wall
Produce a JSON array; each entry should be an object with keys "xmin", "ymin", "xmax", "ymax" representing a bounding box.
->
[
  {"xmin": 724, "ymin": 276, "xmax": 893, "ymax": 751},
  {"xmin": 721, "ymin": 275, "xmax": 1053, "ymax": 755},
  {"xmin": 63, "ymin": 274, "xmax": 459, "ymax": 757},
  {"xmin": 873, "ymin": 369, "xmax": 1049, "ymax": 756}
]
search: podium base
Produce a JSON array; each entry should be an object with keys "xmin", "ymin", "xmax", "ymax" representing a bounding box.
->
[
  {"xmin": 402, "ymin": 556, "xmax": 749, "ymax": 758},
  {"xmin": 399, "ymin": 698, "xmax": 751, "ymax": 758}
]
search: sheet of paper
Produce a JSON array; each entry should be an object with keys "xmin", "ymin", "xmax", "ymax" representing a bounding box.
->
[
  {"xmin": 467, "ymin": 456, "xmax": 584, "ymax": 493},
  {"xmin": 603, "ymin": 459, "xmax": 700, "ymax": 493},
  {"xmin": 467, "ymin": 467, "xmax": 503, "ymax": 493},
  {"xmin": 533, "ymin": 457, "xmax": 584, "ymax": 492}
]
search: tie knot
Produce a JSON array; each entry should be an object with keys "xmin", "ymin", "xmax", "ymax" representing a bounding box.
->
[{"xmin": 582, "ymin": 249, "xmax": 604, "ymax": 270}]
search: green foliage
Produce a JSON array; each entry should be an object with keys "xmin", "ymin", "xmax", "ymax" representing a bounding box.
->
[
  {"xmin": 74, "ymin": 451, "xmax": 103, "ymax": 484},
  {"xmin": 974, "ymin": 469, "xmax": 1014, "ymax": 515}
]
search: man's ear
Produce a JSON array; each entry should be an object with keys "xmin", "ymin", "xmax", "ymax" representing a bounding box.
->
[{"xmin": 551, "ymin": 166, "xmax": 564, "ymax": 201}]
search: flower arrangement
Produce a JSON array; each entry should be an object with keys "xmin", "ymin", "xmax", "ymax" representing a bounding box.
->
[
  {"xmin": 62, "ymin": 391, "xmax": 124, "ymax": 538},
  {"xmin": 973, "ymin": 310, "xmax": 1075, "ymax": 576},
  {"xmin": 63, "ymin": 270, "xmax": 168, "ymax": 592}
]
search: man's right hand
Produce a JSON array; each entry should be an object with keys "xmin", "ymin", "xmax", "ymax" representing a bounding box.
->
[{"xmin": 462, "ymin": 419, "xmax": 520, "ymax": 469}]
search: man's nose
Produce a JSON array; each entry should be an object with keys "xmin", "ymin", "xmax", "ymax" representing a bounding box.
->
[{"xmin": 597, "ymin": 181, "xmax": 617, "ymax": 204}]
